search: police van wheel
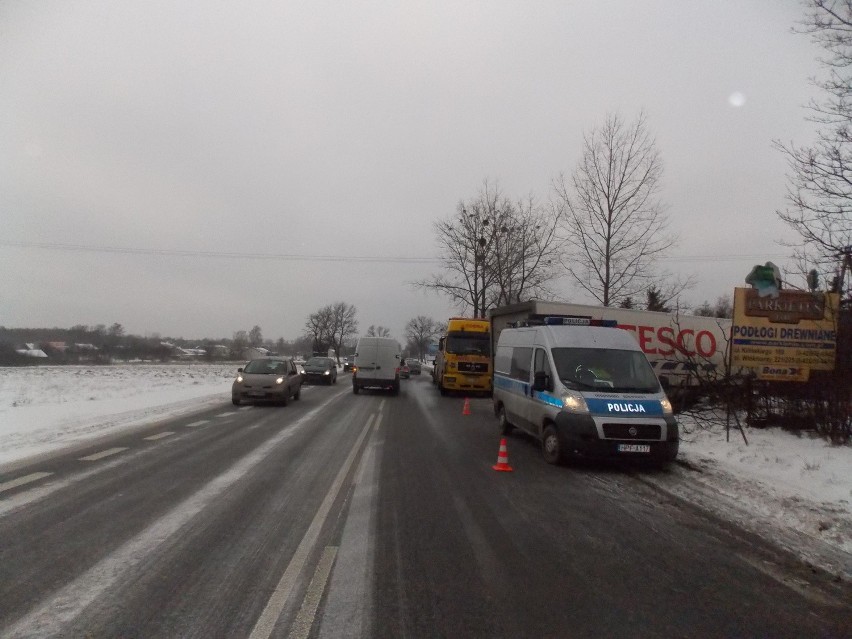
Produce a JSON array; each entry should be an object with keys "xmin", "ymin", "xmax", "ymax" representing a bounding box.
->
[
  {"xmin": 498, "ymin": 406, "xmax": 513, "ymax": 436},
  {"xmin": 542, "ymin": 425, "xmax": 563, "ymax": 465}
]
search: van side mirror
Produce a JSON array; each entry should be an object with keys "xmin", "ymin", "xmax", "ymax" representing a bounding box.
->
[
  {"xmin": 532, "ymin": 371, "xmax": 551, "ymax": 392},
  {"xmin": 237, "ymin": 367, "xmax": 243, "ymax": 373}
]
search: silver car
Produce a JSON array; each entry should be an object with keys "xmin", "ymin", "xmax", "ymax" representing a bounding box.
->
[
  {"xmin": 232, "ymin": 357, "xmax": 302, "ymax": 406},
  {"xmin": 405, "ymin": 358, "xmax": 422, "ymax": 375}
]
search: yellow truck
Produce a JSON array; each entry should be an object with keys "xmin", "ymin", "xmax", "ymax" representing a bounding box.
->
[{"xmin": 432, "ymin": 317, "xmax": 492, "ymax": 395}]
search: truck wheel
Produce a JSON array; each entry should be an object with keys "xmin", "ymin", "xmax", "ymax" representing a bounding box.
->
[
  {"xmin": 542, "ymin": 424, "xmax": 563, "ymax": 465},
  {"xmin": 497, "ymin": 405, "xmax": 513, "ymax": 436},
  {"xmin": 232, "ymin": 397, "xmax": 240, "ymax": 406},
  {"xmin": 353, "ymin": 384, "xmax": 360, "ymax": 395}
]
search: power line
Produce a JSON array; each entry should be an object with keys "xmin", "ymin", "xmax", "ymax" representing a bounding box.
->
[
  {"xmin": 0, "ymin": 240, "xmax": 440, "ymax": 264},
  {"xmin": 0, "ymin": 240, "xmax": 790, "ymax": 265}
]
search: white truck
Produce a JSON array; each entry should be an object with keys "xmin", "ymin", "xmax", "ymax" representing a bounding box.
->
[{"xmin": 488, "ymin": 300, "xmax": 732, "ymax": 393}]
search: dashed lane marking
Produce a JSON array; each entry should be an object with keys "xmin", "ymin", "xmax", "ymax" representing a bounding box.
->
[
  {"xmin": 186, "ymin": 420, "xmax": 210, "ymax": 428},
  {"xmin": 0, "ymin": 472, "xmax": 54, "ymax": 495},
  {"xmin": 215, "ymin": 412, "xmax": 238, "ymax": 418},
  {"xmin": 78, "ymin": 448, "xmax": 128, "ymax": 462},
  {"xmin": 248, "ymin": 415, "xmax": 375, "ymax": 639},
  {"xmin": 2, "ymin": 394, "xmax": 347, "ymax": 638},
  {"xmin": 143, "ymin": 432, "xmax": 175, "ymax": 441}
]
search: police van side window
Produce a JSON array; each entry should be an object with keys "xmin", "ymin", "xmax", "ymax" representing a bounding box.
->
[
  {"xmin": 510, "ymin": 347, "xmax": 533, "ymax": 381},
  {"xmin": 534, "ymin": 348, "xmax": 552, "ymax": 380},
  {"xmin": 495, "ymin": 346, "xmax": 512, "ymax": 375}
]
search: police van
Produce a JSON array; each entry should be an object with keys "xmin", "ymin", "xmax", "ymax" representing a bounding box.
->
[{"xmin": 492, "ymin": 317, "xmax": 679, "ymax": 465}]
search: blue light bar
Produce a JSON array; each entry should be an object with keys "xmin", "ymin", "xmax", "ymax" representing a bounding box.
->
[{"xmin": 542, "ymin": 316, "xmax": 618, "ymax": 327}]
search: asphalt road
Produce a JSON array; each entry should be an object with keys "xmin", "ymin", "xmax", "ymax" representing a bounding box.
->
[{"xmin": 0, "ymin": 372, "xmax": 850, "ymax": 638}]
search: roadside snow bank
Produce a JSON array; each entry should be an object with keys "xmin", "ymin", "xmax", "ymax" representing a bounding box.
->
[
  {"xmin": 642, "ymin": 415, "xmax": 852, "ymax": 579},
  {"xmin": 0, "ymin": 364, "xmax": 236, "ymax": 466}
]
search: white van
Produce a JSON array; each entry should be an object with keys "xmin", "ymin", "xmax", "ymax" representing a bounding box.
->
[
  {"xmin": 492, "ymin": 317, "xmax": 679, "ymax": 465},
  {"xmin": 352, "ymin": 337, "xmax": 401, "ymax": 395}
]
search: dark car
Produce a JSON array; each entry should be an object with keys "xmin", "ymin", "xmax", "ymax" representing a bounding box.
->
[
  {"xmin": 343, "ymin": 356, "xmax": 355, "ymax": 372},
  {"xmin": 232, "ymin": 357, "xmax": 301, "ymax": 406},
  {"xmin": 400, "ymin": 361, "xmax": 410, "ymax": 379},
  {"xmin": 302, "ymin": 356, "xmax": 338, "ymax": 385}
]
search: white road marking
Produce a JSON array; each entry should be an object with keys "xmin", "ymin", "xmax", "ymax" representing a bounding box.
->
[
  {"xmin": 0, "ymin": 472, "xmax": 53, "ymax": 495},
  {"xmin": 289, "ymin": 546, "xmax": 338, "ymax": 639},
  {"xmin": 317, "ymin": 417, "xmax": 382, "ymax": 638},
  {"xmin": 248, "ymin": 415, "xmax": 375, "ymax": 639},
  {"xmin": 379, "ymin": 399, "xmax": 386, "ymax": 411},
  {"xmin": 186, "ymin": 419, "xmax": 210, "ymax": 428},
  {"xmin": 78, "ymin": 447, "xmax": 128, "ymax": 462},
  {"xmin": 3, "ymin": 392, "xmax": 349, "ymax": 638},
  {"xmin": 215, "ymin": 411, "xmax": 238, "ymax": 418},
  {"xmin": 143, "ymin": 432, "xmax": 174, "ymax": 441}
]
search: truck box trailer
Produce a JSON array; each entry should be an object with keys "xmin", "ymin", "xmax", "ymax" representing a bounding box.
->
[{"xmin": 488, "ymin": 300, "xmax": 732, "ymax": 392}]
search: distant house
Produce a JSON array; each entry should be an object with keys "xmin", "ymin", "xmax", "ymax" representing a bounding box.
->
[
  {"xmin": 246, "ymin": 346, "xmax": 273, "ymax": 359},
  {"xmin": 44, "ymin": 341, "xmax": 68, "ymax": 353},
  {"xmin": 16, "ymin": 343, "xmax": 48, "ymax": 358}
]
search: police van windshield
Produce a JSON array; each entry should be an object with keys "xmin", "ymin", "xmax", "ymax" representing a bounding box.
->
[
  {"xmin": 445, "ymin": 333, "xmax": 491, "ymax": 356},
  {"xmin": 551, "ymin": 347, "xmax": 659, "ymax": 393}
]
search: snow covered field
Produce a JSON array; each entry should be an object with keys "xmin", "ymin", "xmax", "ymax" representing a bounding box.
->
[
  {"xmin": 0, "ymin": 364, "xmax": 235, "ymax": 466},
  {"xmin": 1, "ymin": 364, "xmax": 850, "ymax": 578}
]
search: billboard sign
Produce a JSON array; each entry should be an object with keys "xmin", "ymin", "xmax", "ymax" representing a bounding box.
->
[{"xmin": 731, "ymin": 275, "xmax": 839, "ymax": 378}]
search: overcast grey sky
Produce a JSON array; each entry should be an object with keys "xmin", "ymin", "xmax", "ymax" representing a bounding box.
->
[{"xmin": 1, "ymin": 0, "xmax": 822, "ymax": 342}]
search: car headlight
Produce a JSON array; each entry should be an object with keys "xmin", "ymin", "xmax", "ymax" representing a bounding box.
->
[
  {"xmin": 276, "ymin": 376, "xmax": 285, "ymax": 384},
  {"xmin": 236, "ymin": 375, "xmax": 243, "ymax": 383},
  {"xmin": 324, "ymin": 370, "xmax": 330, "ymax": 375},
  {"xmin": 560, "ymin": 389, "xmax": 589, "ymax": 413},
  {"xmin": 660, "ymin": 397, "xmax": 673, "ymax": 414}
]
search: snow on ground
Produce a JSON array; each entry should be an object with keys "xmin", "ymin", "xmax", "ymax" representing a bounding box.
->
[
  {"xmin": 645, "ymin": 414, "xmax": 852, "ymax": 579},
  {"xmin": 1, "ymin": 364, "xmax": 851, "ymax": 578},
  {"xmin": 0, "ymin": 364, "xmax": 235, "ymax": 467}
]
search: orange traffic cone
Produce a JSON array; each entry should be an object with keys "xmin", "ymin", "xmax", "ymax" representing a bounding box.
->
[
  {"xmin": 462, "ymin": 397, "xmax": 471, "ymax": 415},
  {"xmin": 492, "ymin": 437, "xmax": 513, "ymax": 472}
]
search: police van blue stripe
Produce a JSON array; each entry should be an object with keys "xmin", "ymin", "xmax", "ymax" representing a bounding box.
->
[{"xmin": 495, "ymin": 374, "xmax": 564, "ymax": 408}]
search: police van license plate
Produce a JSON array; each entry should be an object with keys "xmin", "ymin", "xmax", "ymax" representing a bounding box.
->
[{"xmin": 617, "ymin": 444, "xmax": 650, "ymax": 453}]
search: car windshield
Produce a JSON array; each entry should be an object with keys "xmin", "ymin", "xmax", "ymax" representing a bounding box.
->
[
  {"xmin": 243, "ymin": 360, "xmax": 287, "ymax": 375},
  {"xmin": 551, "ymin": 347, "xmax": 659, "ymax": 393},
  {"xmin": 305, "ymin": 358, "xmax": 331, "ymax": 367},
  {"xmin": 445, "ymin": 334, "xmax": 490, "ymax": 356}
]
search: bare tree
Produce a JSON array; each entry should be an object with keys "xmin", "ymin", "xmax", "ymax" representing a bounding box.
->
[
  {"xmin": 329, "ymin": 302, "xmax": 358, "ymax": 364},
  {"xmin": 775, "ymin": 1, "xmax": 852, "ymax": 294},
  {"xmin": 404, "ymin": 315, "xmax": 440, "ymax": 360},
  {"xmin": 366, "ymin": 325, "xmax": 391, "ymax": 338},
  {"xmin": 554, "ymin": 112, "xmax": 676, "ymax": 306},
  {"xmin": 305, "ymin": 307, "xmax": 334, "ymax": 355},
  {"xmin": 248, "ymin": 325, "xmax": 263, "ymax": 347},
  {"xmin": 231, "ymin": 330, "xmax": 248, "ymax": 359},
  {"xmin": 417, "ymin": 181, "xmax": 561, "ymax": 316}
]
